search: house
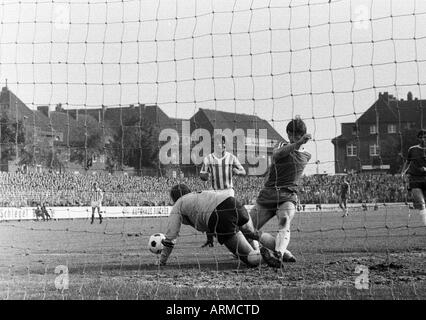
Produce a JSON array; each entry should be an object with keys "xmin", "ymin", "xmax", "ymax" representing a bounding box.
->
[{"xmin": 332, "ymin": 92, "xmax": 426, "ymax": 174}]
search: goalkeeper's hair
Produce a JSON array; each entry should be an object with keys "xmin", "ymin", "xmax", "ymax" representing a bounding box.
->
[
  {"xmin": 286, "ymin": 116, "xmax": 307, "ymax": 136},
  {"xmin": 170, "ymin": 184, "xmax": 191, "ymax": 203}
]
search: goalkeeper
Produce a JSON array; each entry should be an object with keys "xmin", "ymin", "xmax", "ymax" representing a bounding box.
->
[{"xmin": 157, "ymin": 184, "xmax": 279, "ymax": 267}]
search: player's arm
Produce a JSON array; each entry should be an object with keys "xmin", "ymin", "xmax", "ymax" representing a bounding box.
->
[
  {"xmin": 273, "ymin": 134, "xmax": 312, "ymax": 160},
  {"xmin": 401, "ymin": 149, "xmax": 412, "ymax": 177},
  {"xmin": 232, "ymin": 156, "xmax": 246, "ymax": 175},
  {"xmin": 158, "ymin": 210, "xmax": 182, "ymax": 266},
  {"xmin": 200, "ymin": 157, "xmax": 210, "ymax": 181}
]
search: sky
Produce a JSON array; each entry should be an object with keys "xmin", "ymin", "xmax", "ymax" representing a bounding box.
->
[{"xmin": 0, "ymin": 0, "xmax": 425, "ymax": 174}]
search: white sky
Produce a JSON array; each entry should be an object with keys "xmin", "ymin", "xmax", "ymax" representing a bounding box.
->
[{"xmin": 1, "ymin": 0, "xmax": 426, "ymax": 174}]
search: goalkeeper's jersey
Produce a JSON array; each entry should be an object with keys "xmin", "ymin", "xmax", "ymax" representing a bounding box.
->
[{"xmin": 165, "ymin": 191, "xmax": 230, "ymax": 241}]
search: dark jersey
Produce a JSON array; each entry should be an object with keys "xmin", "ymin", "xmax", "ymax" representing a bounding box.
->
[
  {"xmin": 407, "ymin": 145, "xmax": 426, "ymax": 180},
  {"xmin": 340, "ymin": 182, "xmax": 349, "ymax": 197},
  {"xmin": 264, "ymin": 141, "xmax": 311, "ymax": 193}
]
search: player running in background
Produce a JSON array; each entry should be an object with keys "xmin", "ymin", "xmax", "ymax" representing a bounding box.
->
[
  {"xmin": 401, "ymin": 129, "xmax": 426, "ymax": 226},
  {"xmin": 199, "ymin": 134, "xmax": 246, "ymax": 247},
  {"xmin": 340, "ymin": 176, "xmax": 351, "ymax": 217},
  {"xmin": 250, "ymin": 116, "xmax": 311, "ymax": 268},
  {"xmin": 90, "ymin": 182, "xmax": 103, "ymax": 224},
  {"xmin": 157, "ymin": 184, "xmax": 279, "ymax": 267}
]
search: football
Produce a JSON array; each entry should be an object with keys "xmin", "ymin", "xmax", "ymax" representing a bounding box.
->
[{"xmin": 148, "ymin": 233, "xmax": 165, "ymax": 254}]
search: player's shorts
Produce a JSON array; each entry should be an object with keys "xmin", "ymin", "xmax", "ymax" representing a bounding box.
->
[
  {"xmin": 207, "ymin": 197, "xmax": 249, "ymax": 245},
  {"xmin": 91, "ymin": 200, "xmax": 101, "ymax": 208},
  {"xmin": 256, "ymin": 187, "xmax": 298, "ymax": 210}
]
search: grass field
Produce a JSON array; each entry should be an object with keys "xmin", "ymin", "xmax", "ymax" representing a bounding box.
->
[{"xmin": 0, "ymin": 205, "xmax": 425, "ymax": 300}]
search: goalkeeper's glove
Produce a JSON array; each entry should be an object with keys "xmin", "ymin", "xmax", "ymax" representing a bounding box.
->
[{"xmin": 158, "ymin": 238, "xmax": 175, "ymax": 266}]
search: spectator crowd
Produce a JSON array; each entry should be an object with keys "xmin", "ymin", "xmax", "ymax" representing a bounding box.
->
[{"xmin": 0, "ymin": 171, "xmax": 410, "ymax": 207}]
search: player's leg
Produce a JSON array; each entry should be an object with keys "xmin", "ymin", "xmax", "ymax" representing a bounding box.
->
[
  {"xmin": 412, "ymin": 188, "xmax": 426, "ymax": 225},
  {"xmin": 91, "ymin": 206, "xmax": 95, "ymax": 224},
  {"xmin": 275, "ymin": 201, "xmax": 296, "ymax": 262},
  {"xmin": 201, "ymin": 234, "xmax": 214, "ymax": 248},
  {"xmin": 249, "ymin": 203, "xmax": 275, "ymax": 231},
  {"xmin": 98, "ymin": 205, "xmax": 103, "ymax": 223}
]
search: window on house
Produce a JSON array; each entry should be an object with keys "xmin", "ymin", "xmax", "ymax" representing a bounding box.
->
[
  {"xmin": 370, "ymin": 125, "xmax": 377, "ymax": 134},
  {"xmin": 369, "ymin": 144, "xmax": 380, "ymax": 156},
  {"xmin": 387, "ymin": 124, "xmax": 397, "ymax": 134},
  {"xmin": 346, "ymin": 144, "xmax": 357, "ymax": 157}
]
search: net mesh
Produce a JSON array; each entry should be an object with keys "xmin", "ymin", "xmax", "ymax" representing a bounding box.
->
[{"xmin": 0, "ymin": 0, "xmax": 425, "ymax": 300}]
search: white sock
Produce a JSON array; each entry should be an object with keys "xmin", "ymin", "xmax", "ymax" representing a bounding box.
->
[
  {"xmin": 275, "ymin": 228, "xmax": 290, "ymax": 255},
  {"xmin": 249, "ymin": 240, "xmax": 260, "ymax": 251}
]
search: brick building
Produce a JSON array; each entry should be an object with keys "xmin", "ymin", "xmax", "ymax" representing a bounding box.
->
[{"xmin": 332, "ymin": 92, "xmax": 426, "ymax": 174}]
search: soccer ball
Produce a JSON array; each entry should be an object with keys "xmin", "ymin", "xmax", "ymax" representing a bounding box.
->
[{"xmin": 148, "ymin": 233, "xmax": 165, "ymax": 254}]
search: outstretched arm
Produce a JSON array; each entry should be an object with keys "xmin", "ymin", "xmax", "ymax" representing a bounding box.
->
[
  {"xmin": 158, "ymin": 212, "xmax": 181, "ymax": 265},
  {"xmin": 273, "ymin": 134, "xmax": 312, "ymax": 160}
]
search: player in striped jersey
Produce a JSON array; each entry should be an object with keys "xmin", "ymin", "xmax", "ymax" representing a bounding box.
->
[
  {"xmin": 90, "ymin": 182, "xmax": 103, "ymax": 224},
  {"xmin": 199, "ymin": 134, "xmax": 246, "ymax": 247},
  {"xmin": 250, "ymin": 117, "xmax": 311, "ymax": 268},
  {"xmin": 157, "ymin": 184, "xmax": 280, "ymax": 267},
  {"xmin": 401, "ymin": 129, "xmax": 426, "ymax": 226}
]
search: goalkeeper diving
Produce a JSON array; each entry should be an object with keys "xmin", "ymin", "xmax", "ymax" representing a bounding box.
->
[{"xmin": 156, "ymin": 184, "xmax": 280, "ymax": 267}]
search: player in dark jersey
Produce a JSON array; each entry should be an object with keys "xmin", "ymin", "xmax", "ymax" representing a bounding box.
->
[
  {"xmin": 250, "ymin": 116, "xmax": 311, "ymax": 267},
  {"xmin": 339, "ymin": 177, "xmax": 350, "ymax": 217},
  {"xmin": 401, "ymin": 129, "xmax": 426, "ymax": 226},
  {"xmin": 157, "ymin": 184, "xmax": 279, "ymax": 267}
]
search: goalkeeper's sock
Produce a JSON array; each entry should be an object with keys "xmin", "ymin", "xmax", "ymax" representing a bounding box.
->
[{"xmin": 275, "ymin": 227, "xmax": 290, "ymax": 256}]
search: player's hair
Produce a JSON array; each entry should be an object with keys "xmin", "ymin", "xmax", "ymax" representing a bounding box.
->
[
  {"xmin": 170, "ymin": 184, "xmax": 191, "ymax": 202},
  {"xmin": 286, "ymin": 116, "xmax": 307, "ymax": 136},
  {"xmin": 417, "ymin": 129, "xmax": 426, "ymax": 138}
]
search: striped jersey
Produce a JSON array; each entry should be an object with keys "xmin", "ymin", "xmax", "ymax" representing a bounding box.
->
[
  {"xmin": 407, "ymin": 145, "xmax": 426, "ymax": 178},
  {"xmin": 264, "ymin": 140, "xmax": 311, "ymax": 192},
  {"xmin": 91, "ymin": 187, "xmax": 104, "ymax": 203},
  {"xmin": 165, "ymin": 191, "xmax": 230, "ymax": 241},
  {"xmin": 200, "ymin": 152, "xmax": 241, "ymax": 190}
]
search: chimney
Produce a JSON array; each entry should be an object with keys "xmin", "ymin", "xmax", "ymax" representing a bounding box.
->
[
  {"xmin": 383, "ymin": 92, "xmax": 389, "ymax": 101},
  {"xmin": 407, "ymin": 92, "xmax": 413, "ymax": 101}
]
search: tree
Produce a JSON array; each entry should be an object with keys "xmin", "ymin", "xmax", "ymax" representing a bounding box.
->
[
  {"xmin": 108, "ymin": 117, "xmax": 159, "ymax": 174},
  {"xmin": 69, "ymin": 114, "xmax": 105, "ymax": 169},
  {"xmin": 0, "ymin": 112, "xmax": 25, "ymax": 171}
]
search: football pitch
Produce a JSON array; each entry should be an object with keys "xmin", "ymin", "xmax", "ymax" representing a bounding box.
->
[{"xmin": 0, "ymin": 205, "xmax": 425, "ymax": 300}]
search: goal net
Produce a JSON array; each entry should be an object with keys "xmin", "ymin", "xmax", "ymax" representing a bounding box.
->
[{"xmin": 0, "ymin": 0, "xmax": 425, "ymax": 300}]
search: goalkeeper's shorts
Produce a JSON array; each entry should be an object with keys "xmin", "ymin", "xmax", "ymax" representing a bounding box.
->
[{"xmin": 207, "ymin": 197, "xmax": 249, "ymax": 245}]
